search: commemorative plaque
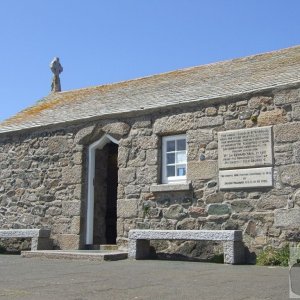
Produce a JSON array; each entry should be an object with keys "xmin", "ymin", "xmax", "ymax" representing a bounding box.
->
[
  {"xmin": 218, "ymin": 126, "xmax": 273, "ymax": 169},
  {"xmin": 219, "ymin": 167, "xmax": 273, "ymax": 190}
]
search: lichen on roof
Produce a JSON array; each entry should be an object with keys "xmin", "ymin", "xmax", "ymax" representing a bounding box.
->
[{"xmin": 1, "ymin": 45, "xmax": 300, "ymax": 134}]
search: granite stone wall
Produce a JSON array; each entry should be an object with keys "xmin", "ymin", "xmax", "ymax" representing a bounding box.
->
[
  {"xmin": 0, "ymin": 84, "xmax": 300, "ymax": 259},
  {"xmin": 116, "ymin": 85, "xmax": 300, "ymax": 260},
  {"xmin": 0, "ymin": 127, "xmax": 84, "ymax": 250}
]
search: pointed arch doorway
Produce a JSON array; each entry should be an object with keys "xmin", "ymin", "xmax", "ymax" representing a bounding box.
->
[{"xmin": 86, "ymin": 134, "xmax": 119, "ymax": 247}]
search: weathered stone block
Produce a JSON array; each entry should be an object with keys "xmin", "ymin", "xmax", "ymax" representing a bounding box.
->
[
  {"xmin": 136, "ymin": 166, "xmax": 157, "ymax": 185},
  {"xmin": 73, "ymin": 152, "xmax": 82, "ymax": 165},
  {"xmin": 194, "ymin": 189, "xmax": 204, "ymax": 199},
  {"xmin": 230, "ymin": 200, "xmax": 253, "ymax": 213},
  {"xmin": 132, "ymin": 120, "xmax": 152, "ymax": 129},
  {"xmin": 188, "ymin": 206, "xmax": 207, "ymax": 218},
  {"xmin": 274, "ymin": 144, "xmax": 293, "ymax": 153},
  {"xmin": 238, "ymin": 107, "xmax": 252, "ymax": 120},
  {"xmin": 62, "ymin": 165, "xmax": 82, "ymax": 184},
  {"xmin": 57, "ymin": 234, "xmax": 80, "ymax": 250},
  {"xmin": 248, "ymin": 96, "xmax": 273, "ymax": 109},
  {"xmin": 176, "ymin": 218, "xmax": 197, "ymax": 230},
  {"xmin": 257, "ymin": 195, "xmax": 287, "ymax": 210},
  {"xmin": 195, "ymin": 116, "xmax": 224, "ymax": 128},
  {"xmin": 293, "ymin": 189, "xmax": 300, "ymax": 206},
  {"xmin": 0, "ymin": 169, "xmax": 12, "ymax": 179},
  {"xmin": 205, "ymin": 107, "xmax": 218, "ymax": 116},
  {"xmin": 164, "ymin": 204, "xmax": 187, "ymax": 220},
  {"xmin": 74, "ymin": 126, "xmax": 95, "ymax": 144},
  {"xmin": 118, "ymin": 168, "xmax": 136, "ymax": 184},
  {"xmin": 46, "ymin": 207, "xmax": 62, "ymax": 216},
  {"xmin": 153, "ymin": 113, "xmax": 194, "ymax": 134},
  {"xmin": 31, "ymin": 205, "xmax": 45, "ymax": 217},
  {"xmin": 206, "ymin": 141, "xmax": 218, "ymax": 150},
  {"xmin": 70, "ymin": 216, "xmax": 81, "ymax": 234},
  {"xmin": 118, "ymin": 147, "xmax": 129, "ymax": 168},
  {"xmin": 187, "ymin": 160, "xmax": 218, "ymax": 180},
  {"xmin": 236, "ymin": 100, "xmax": 248, "ymax": 107},
  {"xmin": 48, "ymin": 136, "xmax": 70, "ymax": 154},
  {"xmin": 280, "ymin": 165, "xmax": 300, "ymax": 186},
  {"xmin": 293, "ymin": 142, "xmax": 300, "ymax": 163},
  {"xmin": 274, "ymin": 208, "xmax": 300, "ymax": 227},
  {"xmin": 207, "ymin": 214, "xmax": 230, "ymax": 223},
  {"xmin": 257, "ymin": 108, "xmax": 287, "ymax": 126},
  {"xmin": 205, "ymin": 192, "xmax": 224, "ymax": 204},
  {"xmin": 274, "ymin": 88, "xmax": 300, "ymax": 105},
  {"xmin": 102, "ymin": 122, "xmax": 130, "ymax": 139},
  {"xmin": 134, "ymin": 136, "xmax": 158, "ymax": 150},
  {"xmin": 207, "ymin": 204, "xmax": 231, "ymax": 215},
  {"xmin": 127, "ymin": 149, "xmax": 146, "ymax": 167},
  {"xmin": 187, "ymin": 129, "xmax": 213, "ymax": 144},
  {"xmin": 62, "ymin": 201, "xmax": 81, "ymax": 217},
  {"xmin": 117, "ymin": 219, "xmax": 124, "ymax": 236},
  {"xmin": 146, "ymin": 149, "xmax": 158, "ymax": 165},
  {"xmin": 274, "ymin": 152, "xmax": 293, "ymax": 166},
  {"xmin": 292, "ymin": 104, "xmax": 300, "ymax": 121},
  {"xmin": 224, "ymin": 119, "xmax": 245, "ymax": 130},
  {"xmin": 274, "ymin": 122, "xmax": 300, "ymax": 142},
  {"xmin": 117, "ymin": 199, "xmax": 139, "ymax": 218},
  {"xmin": 124, "ymin": 185, "xmax": 141, "ymax": 196},
  {"xmin": 244, "ymin": 220, "xmax": 256, "ymax": 237}
]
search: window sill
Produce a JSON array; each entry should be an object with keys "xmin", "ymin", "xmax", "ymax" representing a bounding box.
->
[{"xmin": 150, "ymin": 182, "xmax": 191, "ymax": 193}]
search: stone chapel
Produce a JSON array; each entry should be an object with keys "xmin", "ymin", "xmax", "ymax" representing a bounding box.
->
[{"xmin": 0, "ymin": 46, "xmax": 300, "ymax": 260}]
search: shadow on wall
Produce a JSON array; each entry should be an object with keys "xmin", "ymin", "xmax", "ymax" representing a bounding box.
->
[{"xmin": 146, "ymin": 241, "xmax": 257, "ymax": 264}]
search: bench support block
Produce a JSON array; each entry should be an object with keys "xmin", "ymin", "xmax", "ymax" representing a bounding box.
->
[
  {"xmin": 31, "ymin": 237, "xmax": 53, "ymax": 251},
  {"xmin": 129, "ymin": 239, "xmax": 150, "ymax": 260},
  {"xmin": 223, "ymin": 241, "xmax": 245, "ymax": 264}
]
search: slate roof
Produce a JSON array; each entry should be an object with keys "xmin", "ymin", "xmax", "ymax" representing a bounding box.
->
[{"xmin": 1, "ymin": 46, "xmax": 300, "ymax": 134}]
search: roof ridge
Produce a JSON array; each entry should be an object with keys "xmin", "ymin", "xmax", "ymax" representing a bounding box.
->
[{"xmin": 47, "ymin": 44, "xmax": 300, "ymax": 96}]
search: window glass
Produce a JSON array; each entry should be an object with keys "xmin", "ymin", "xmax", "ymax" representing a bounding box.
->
[
  {"xmin": 176, "ymin": 151, "xmax": 186, "ymax": 164},
  {"xmin": 177, "ymin": 139, "xmax": 186, "ymax": 151},
  {"xmin": 176, "ymin": 166, "xmax": 186, "ymax": 176},
  {"xmin": 167, "ymin": 166, "xmax": 175, "ymax": 177},
  {"xmin": 163, "ymin": 135, "xmax": 187, "ymax": 184},
  {"xmin": 167, "ymin": 153, "xmax": 175, "ymax": 164},
  {"xmin": 167, "ymin": 140, "xmax": 175, "ymax": 152}
]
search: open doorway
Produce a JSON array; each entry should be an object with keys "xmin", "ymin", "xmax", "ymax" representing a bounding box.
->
[
  {"xmin": 86, "ymin": 134, "xmax": 119, "ymax": 247},
  {"xmin": 93, "ymin": 143, "xmax": 118, "ymax": 245}
]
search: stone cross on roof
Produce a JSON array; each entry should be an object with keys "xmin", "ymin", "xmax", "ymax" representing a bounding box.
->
[{"xmin": 50, "ymin": 57, "xmax": 63, "ymax": 93}]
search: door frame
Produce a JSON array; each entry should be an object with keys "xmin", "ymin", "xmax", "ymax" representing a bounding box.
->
[{"xmin": 86, "ymin": 134, "xmax": 119, "ymax": 245}]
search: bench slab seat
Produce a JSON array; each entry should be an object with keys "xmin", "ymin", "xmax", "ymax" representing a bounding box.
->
[
  {"xmin": 128, "ymin": 229, "xmax": 244, "ymax": 264},
  {"xmin": 0, "ymin": 229, "xmax": 52, "ymax": 251}
]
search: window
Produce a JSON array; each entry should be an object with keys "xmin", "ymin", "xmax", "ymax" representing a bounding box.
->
[{"xmin": 162, "ymin": 135, "xmax": 187, "ymax": 184}]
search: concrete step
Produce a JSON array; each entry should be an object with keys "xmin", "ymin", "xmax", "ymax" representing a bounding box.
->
[
  {"xmin": 21, "ymin": 250, "xmax": 128, "ymax": 261},
  {"xmin": 88, "ymin": 244, "xmax": 119, "ymax": 251},
  {"xmin": 100, "ymin": 244, "xmax": 119, "ymax": 251}
]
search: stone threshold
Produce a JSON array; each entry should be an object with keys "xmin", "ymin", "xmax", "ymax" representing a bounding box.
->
[{"xmin": 21, "ymin": 250, "xmax": 128, "ymax": 261}]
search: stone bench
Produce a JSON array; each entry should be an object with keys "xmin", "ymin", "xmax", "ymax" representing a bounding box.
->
[
  {"xmin": 0, "ymin": 229, "xmax": 52, "ymax": 251},
  {"xmin": 128, "ymin": 229, "xmax": 244, "ymax": 264}
]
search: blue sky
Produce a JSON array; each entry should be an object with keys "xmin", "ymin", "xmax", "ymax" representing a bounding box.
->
[{"xmin": 0, "ymin": 0, "xmax": 299, "ymax": 121}]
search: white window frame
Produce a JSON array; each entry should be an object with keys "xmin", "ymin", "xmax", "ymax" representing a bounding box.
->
[{"xmin": 162, "ymin": 134, "xmax": 187, "ymax": 184}]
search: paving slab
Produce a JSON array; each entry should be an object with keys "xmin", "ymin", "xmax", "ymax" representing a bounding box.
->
[
  {"xmin": 0, "ymin": 255, "xmax": 290, "ymax": 300},
  {"xmin": 21, "ymin": 250, "xmax": 128, "ymax": 261}
]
